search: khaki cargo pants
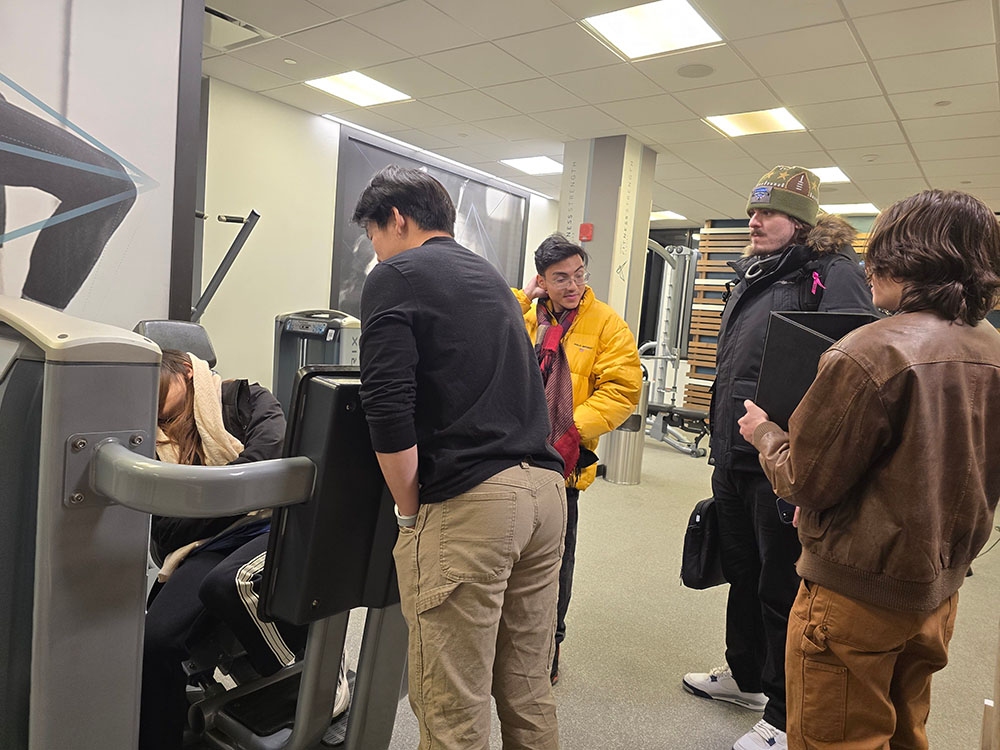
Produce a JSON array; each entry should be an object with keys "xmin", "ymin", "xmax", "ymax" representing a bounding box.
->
[{"xmin": 393, "ymin": 463, "xmax": 566, "ymax": 750}]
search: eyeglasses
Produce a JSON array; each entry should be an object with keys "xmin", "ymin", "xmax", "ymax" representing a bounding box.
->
[{"xmin": 549, "ymin": 271, "xmax": 590, "ymax": 289}]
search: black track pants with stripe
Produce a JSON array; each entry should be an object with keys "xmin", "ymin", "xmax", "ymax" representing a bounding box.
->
[{"xmin": 139, "ymin": 533, "xmax": 307, "ymax": 750}]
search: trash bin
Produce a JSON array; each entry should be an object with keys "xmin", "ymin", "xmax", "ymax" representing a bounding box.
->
[{"xmin": 603, "ymin": 378, "xmax": 650, "ymax": 485}]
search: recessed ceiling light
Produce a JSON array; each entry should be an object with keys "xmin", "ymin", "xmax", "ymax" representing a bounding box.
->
[
  {"xmin": 283, "ymin": 58, "xmax": 298, "ymax": 65},
  {"xmin": 305, "ymin": 72, "xmax": 410, "ymax": 107},
  {"xmin": 861, "ymin": 153, "xmax": 879, "ymax": 163},
  {"xmin": 677, "ymin": 63, "xmax": 715, "ymax": 79},
  {"xmin": 501, "ymin": 156, "xmax": 563, "ymax": 175},
  {"xmin": 650, "ymin": 210, "xmax": 688, "ymax": 221},
  {"xmin": 582, "ymin": 0, "xmax": 722, "ymax": 60},
  {"xmin": 704, "ymin": 107, "xmax": 805, "ymax": 137},
  {"xmin": 808, "ymin": 167, "xmax": 850, "ymax": 183},
  {"xmin": 820, "ymin": 203, "xmax": 879, "ymax": 215}
]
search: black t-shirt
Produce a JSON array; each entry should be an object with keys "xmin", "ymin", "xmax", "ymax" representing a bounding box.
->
[{"xmin": 359, "ymin": 236, "xmax": 562, "ymax": 503}]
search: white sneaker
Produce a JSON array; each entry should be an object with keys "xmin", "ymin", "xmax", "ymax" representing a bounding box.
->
[
  {"xmin": 733, "ymin": 719, "xmax": 787, "ymax": 750},
  {"xmin": 682, "ymin": 665, "xmax": 767, "ymax": 711},
  {"xmin": 332, "ymin": 654, "xmax": 351, "ymax": 720}
]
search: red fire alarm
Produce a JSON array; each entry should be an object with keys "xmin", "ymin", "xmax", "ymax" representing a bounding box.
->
[{"xmin": 579, "ymin": 223, "xmax": 594, "ymax": 242}]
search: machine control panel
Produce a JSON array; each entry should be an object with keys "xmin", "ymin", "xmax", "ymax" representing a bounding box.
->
[{"xmin": 286, "ymin": 319, "xmax": 328, "ymax": 336}]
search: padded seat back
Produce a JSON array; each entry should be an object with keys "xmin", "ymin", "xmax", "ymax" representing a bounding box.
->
[{"xmin": 134, "ymin": 320, "xmax": 217, "ymax": 367}]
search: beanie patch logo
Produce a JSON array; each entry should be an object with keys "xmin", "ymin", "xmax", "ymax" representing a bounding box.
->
[{"xmin": 750, "ymin": 185, "xmax": 772, "ymax": 204}]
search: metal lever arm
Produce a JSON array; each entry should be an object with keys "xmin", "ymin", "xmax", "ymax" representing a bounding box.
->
[{"xmin": 94, "ymin": 441, "xmax": 315, "ymax": 517}]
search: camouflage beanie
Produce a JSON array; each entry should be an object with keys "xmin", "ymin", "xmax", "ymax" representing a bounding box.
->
[{"xmin": 746, "ymin": 166, "xmax": 821, "ymax": 226}]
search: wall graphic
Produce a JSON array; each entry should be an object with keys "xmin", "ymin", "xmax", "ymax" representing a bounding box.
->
[
  {"xmin": 0, "ymin": 0, "xmax": 181, "ymax": 328},
  {"xmin": 332, "ymin": 128, "xmax": 528, "ymax": 317}
]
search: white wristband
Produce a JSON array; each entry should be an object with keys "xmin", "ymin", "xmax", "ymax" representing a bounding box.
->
[{"xmin": 394, "ymin": 504, "xmax": 418, "ymax": 528}]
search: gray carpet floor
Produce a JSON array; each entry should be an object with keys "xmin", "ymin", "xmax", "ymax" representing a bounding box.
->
[{"xmin": 360, "ymin": 436, "xmax": 999, "ymax": 749}]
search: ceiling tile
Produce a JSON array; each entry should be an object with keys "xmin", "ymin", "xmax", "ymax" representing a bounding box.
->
[
  {"xmin": 532, "ymin": 106, "xmax": 626, "ymax": 139},
  {"xmin": 674, "ymin": 79, "xmax": 781, "ymax": 117},
  {"xmin": 690, "ymin": 157, "xmax": 765, "ymax": 174},
  {"xmin": 388, "ymin": 129, "xmax": 457, "ymax": 150},
  {"xmin": 746, "ymin": 150, "xmax": 836, "ymax": 168},
  {"xmin": 715, "ymin": 172, "xmax": 768, "ymax": 193},
  {"xmin": 634, "ymin": 44, "xmax": 757, "ymax": 92},
  {"xmin": 902, "ymin": 112, "xmax": 1000, "ymax": 142},
  {"xmin": 663, "ymin": 176, "xmax": 730, "ymax": 192},
  {"xmin": 814, "ymin": 183, "xmax": 870, "ymax": 203},
  {"xmin": 811, "ymin": 122, "xmax": 906, "ymax": 150},
  {"xmin": 668, "ymin": 138, "xmax": 748, "ymax": 163},
  {"xmin": 472, "ymin": 139, "xmax": 566, "ymax": 159},
  {"xmin": 597, "ymin": 94, "xmax": 695, "ymax": 126},
  {"xmin": 306, "ymin": 0, "xmax": 398, "ymax": 17},
  {"xmin": 424, "ymin": 121, "xmax": 508, "ymax": 145},
  {"xmin": 693, "ymin": 0, "xmax": 843, "ymax": 40},
  {"xmin": 842, "ymin": 162, "xmax": 922, "ymax": 180},
  {"xmin": 654, "ymin": 162, "xmax": 706, "ymax": 181},
  {"xmin": 474, "ymin": 115, "xmax": 566, "ymax": 141},
  {"xmin": 286, "ymin": 22, "xmax": 409, "ymax": 68},
  {"xmin": 767, "ymin": 63, "xmax": 882, "ymax": 106},
  {"xmin": 360, "ymin": 58, "xmax": 468, "ymax": 98},
  {"xmin": 680, "ymin": 188, "xmax": 747, "ymax": 217},
  {"xmin": 914, "ymin": 137, "xmax": 1000, "ymax": 160},
  {"xmin": 347, "ymin": 0, "xmax": 483, "ymax": 55},
  {"xmin": 889, "ymin": 83, "xmax": 1000, "ymax": 120},
  {"xmin": 855, "ymin": 177, "xmax": 930, "ymax": 204},
  {"xmin": 735, "ymin": 22, "xmax": 865, "ymax": 77},
  {"xmin": 930, "ymin": 173, "xmax": 1000, "ymax": 189},
  {"xmin": 735, "ymin": 131, "xmax": 824, "ymax": 157},
  {"xmin": 203, "ymin": 55, "xmax": 295, "ymax": 91},
  {"xmin": 495, "ymin": 24, "xmax": 621, "ymax": 77},
  {"xmin": 425, "ymin": 0, "xmax": 571, "ymax": 38},
  {"xmin": 368, "ymin": 100, "xmax": 459, "ymax": 128},
  {"xmin": 203, "ymin": 44, "xmax": 222, "ymax": 59},
  {"xmin": 551, "ymin": 64, "xmax": 662, "ymax": 104},
  {"xmin": 424, "ymin": 90, "xmax": 518, "ymax": 120},
  {"xmin": 208, "ymin": 0, "xmax": 333, "ymax": 35},
  {"xmin": 483, "ymin": 78, "xmax": 585, "ymax": 113},
  {"xmin": 260, "ymin": 83, "xmax": 356, "ymax": 114},
  {"xmin": 828, "ymin": 144, "xmax": 916, "ymax": 166},
  {"xmin": 430, "ymin": 145, "xmax": 491, "ymax": 165},
  {"xmin": 790, "ymin": 97, "xmax": 895, "ymax": 129},
  {"xmin": 333, "ymin": 106, "xmax": 408, "ymax": 133},
  {"xmin": 637, "ymin": 119, "xmax": 723, "ymax": 144},
  {"xmin": 423, "ymin": 44, "xmax": 539, "ymax": 88},
  {"xmin": 853, "ymin": 0, "xmax": 995, "ymax": 60},
  {"xmin": 873, "ymin": 46, "xmax": 998, "ymax": 94},
  {"xmin": 228, "ymin": 39, "xmax": 345, "ymax": 81},
  {"xmin": 841, "ymin": 0, "xmax": 962, "ymax": 17},
  {"xmin": 550, "ymin": 0, "xmax": 643, "ymax": 20}
]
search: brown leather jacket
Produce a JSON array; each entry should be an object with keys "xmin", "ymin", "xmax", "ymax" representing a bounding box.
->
[{"xmin": 753, "ymin": 311, "xmax": 1000, "ymax": 611}]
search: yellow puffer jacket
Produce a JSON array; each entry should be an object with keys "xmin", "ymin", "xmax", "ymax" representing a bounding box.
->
[{"xmin": 514, "ymin": 286, "xmax": 642, "ymax": 490}]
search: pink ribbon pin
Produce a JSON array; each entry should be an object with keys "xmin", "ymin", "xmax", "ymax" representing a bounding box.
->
[{"xmin": 811, "ymin": 271, "xmax": 826, "ymax": 295}]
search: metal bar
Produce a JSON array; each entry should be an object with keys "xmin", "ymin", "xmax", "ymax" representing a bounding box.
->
[
  {"xmin": 285, "ymin": 613, "xmax": 350, "ymax": 750},
  {"xmin": 94, "ymin": 441, "xmax": 315, "ymax": 517},
  {"xmin": 191, "ymin": 210, "xmax": 260, "ymax": 322}
]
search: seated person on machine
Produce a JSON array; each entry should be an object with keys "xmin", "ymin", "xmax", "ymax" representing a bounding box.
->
[{"xmin": 139, "ymin": 349, "xmax": 350, "ymax": 750}]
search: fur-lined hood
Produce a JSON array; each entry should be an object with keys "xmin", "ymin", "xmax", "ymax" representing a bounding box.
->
[{"xmin": 744, "ymin": 213, "xmax": 857, "ymax": 256}]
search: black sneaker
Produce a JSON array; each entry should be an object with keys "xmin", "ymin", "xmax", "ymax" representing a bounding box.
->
[{"xmin": 550, "ymin": 645, "xmax": 560, "ymax": 686}]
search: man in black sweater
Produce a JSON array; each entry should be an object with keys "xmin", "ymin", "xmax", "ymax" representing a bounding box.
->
[{"xmin": 354, "ymin": 165, "xmax": 565, "ymax": 750}]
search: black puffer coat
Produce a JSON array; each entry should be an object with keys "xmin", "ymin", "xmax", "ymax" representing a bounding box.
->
[
  {"xmin": 709, "ymin": 215, "xmax": 877, "ymax": 472},
  {"xmin": 150, "ymin": 380, "xmax": 285, "ymax": 559}
]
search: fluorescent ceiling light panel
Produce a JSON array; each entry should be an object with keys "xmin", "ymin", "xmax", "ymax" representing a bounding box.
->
[
  {"xmin": 583, "ymin": 0, "xmax": 721, "ymax": 60},
  {"xmin": 705, "ymin": 108, "xmax": 805, "ymax": 137},
  {"xmin": 650, "ymin": 210, "xmax": 687, "ymax": 221},
  {"xmin": 809, "ymin": 167, "xmax": 850, "ymax": 183},
  {"xmin": 500, "ymin": 156, "xmax": 563, "ymax": 175},
  {"xmin": 305, "ymin": 72, "xmax": 410, "ymax": 106},
  {"xmin": 820, "ymin": 203, "xmax": 879, "ymax": 215}
]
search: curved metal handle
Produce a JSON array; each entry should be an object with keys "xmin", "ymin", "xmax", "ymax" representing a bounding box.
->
[{"xmin": 94, "ymin": 441, "xmax": 315, "ymax": 518}]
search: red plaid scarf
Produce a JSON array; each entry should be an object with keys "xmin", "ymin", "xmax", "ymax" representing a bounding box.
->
[{"xmin": 535, "ymin": 301, "xmax": 580, "ymax": 479}]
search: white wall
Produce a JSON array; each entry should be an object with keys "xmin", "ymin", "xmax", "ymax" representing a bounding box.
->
[
  {"xmin": 522, "ymin": 193, "xmax": 559, "ymax": 286},
  {"xmin": 200, "ymin": 79, "xmax": 340, "ymax": 386}
]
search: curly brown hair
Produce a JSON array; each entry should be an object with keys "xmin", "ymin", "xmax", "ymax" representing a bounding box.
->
[{"xmin": 865, "ymin": 189, "xmax": 1000, "ymax": 325}]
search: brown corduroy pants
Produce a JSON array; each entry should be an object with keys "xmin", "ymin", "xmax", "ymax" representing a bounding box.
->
[
  {"xmin": 393, "ymin": 464, "xmax": 566, "ymax": 750},
  {"xmin": 786, "ymin": 580, "xmax": 958, "ymax": 750}
]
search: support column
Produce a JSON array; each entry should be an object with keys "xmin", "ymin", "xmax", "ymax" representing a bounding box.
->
[{"xmin": 559, "ymin": 135, "xmax": 657, "ymax": 333}]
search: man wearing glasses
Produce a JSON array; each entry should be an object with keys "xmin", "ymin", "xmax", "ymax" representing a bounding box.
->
[{"xmin": 515, "ymin": 233, "xmax": 642, "ymax": 685}]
